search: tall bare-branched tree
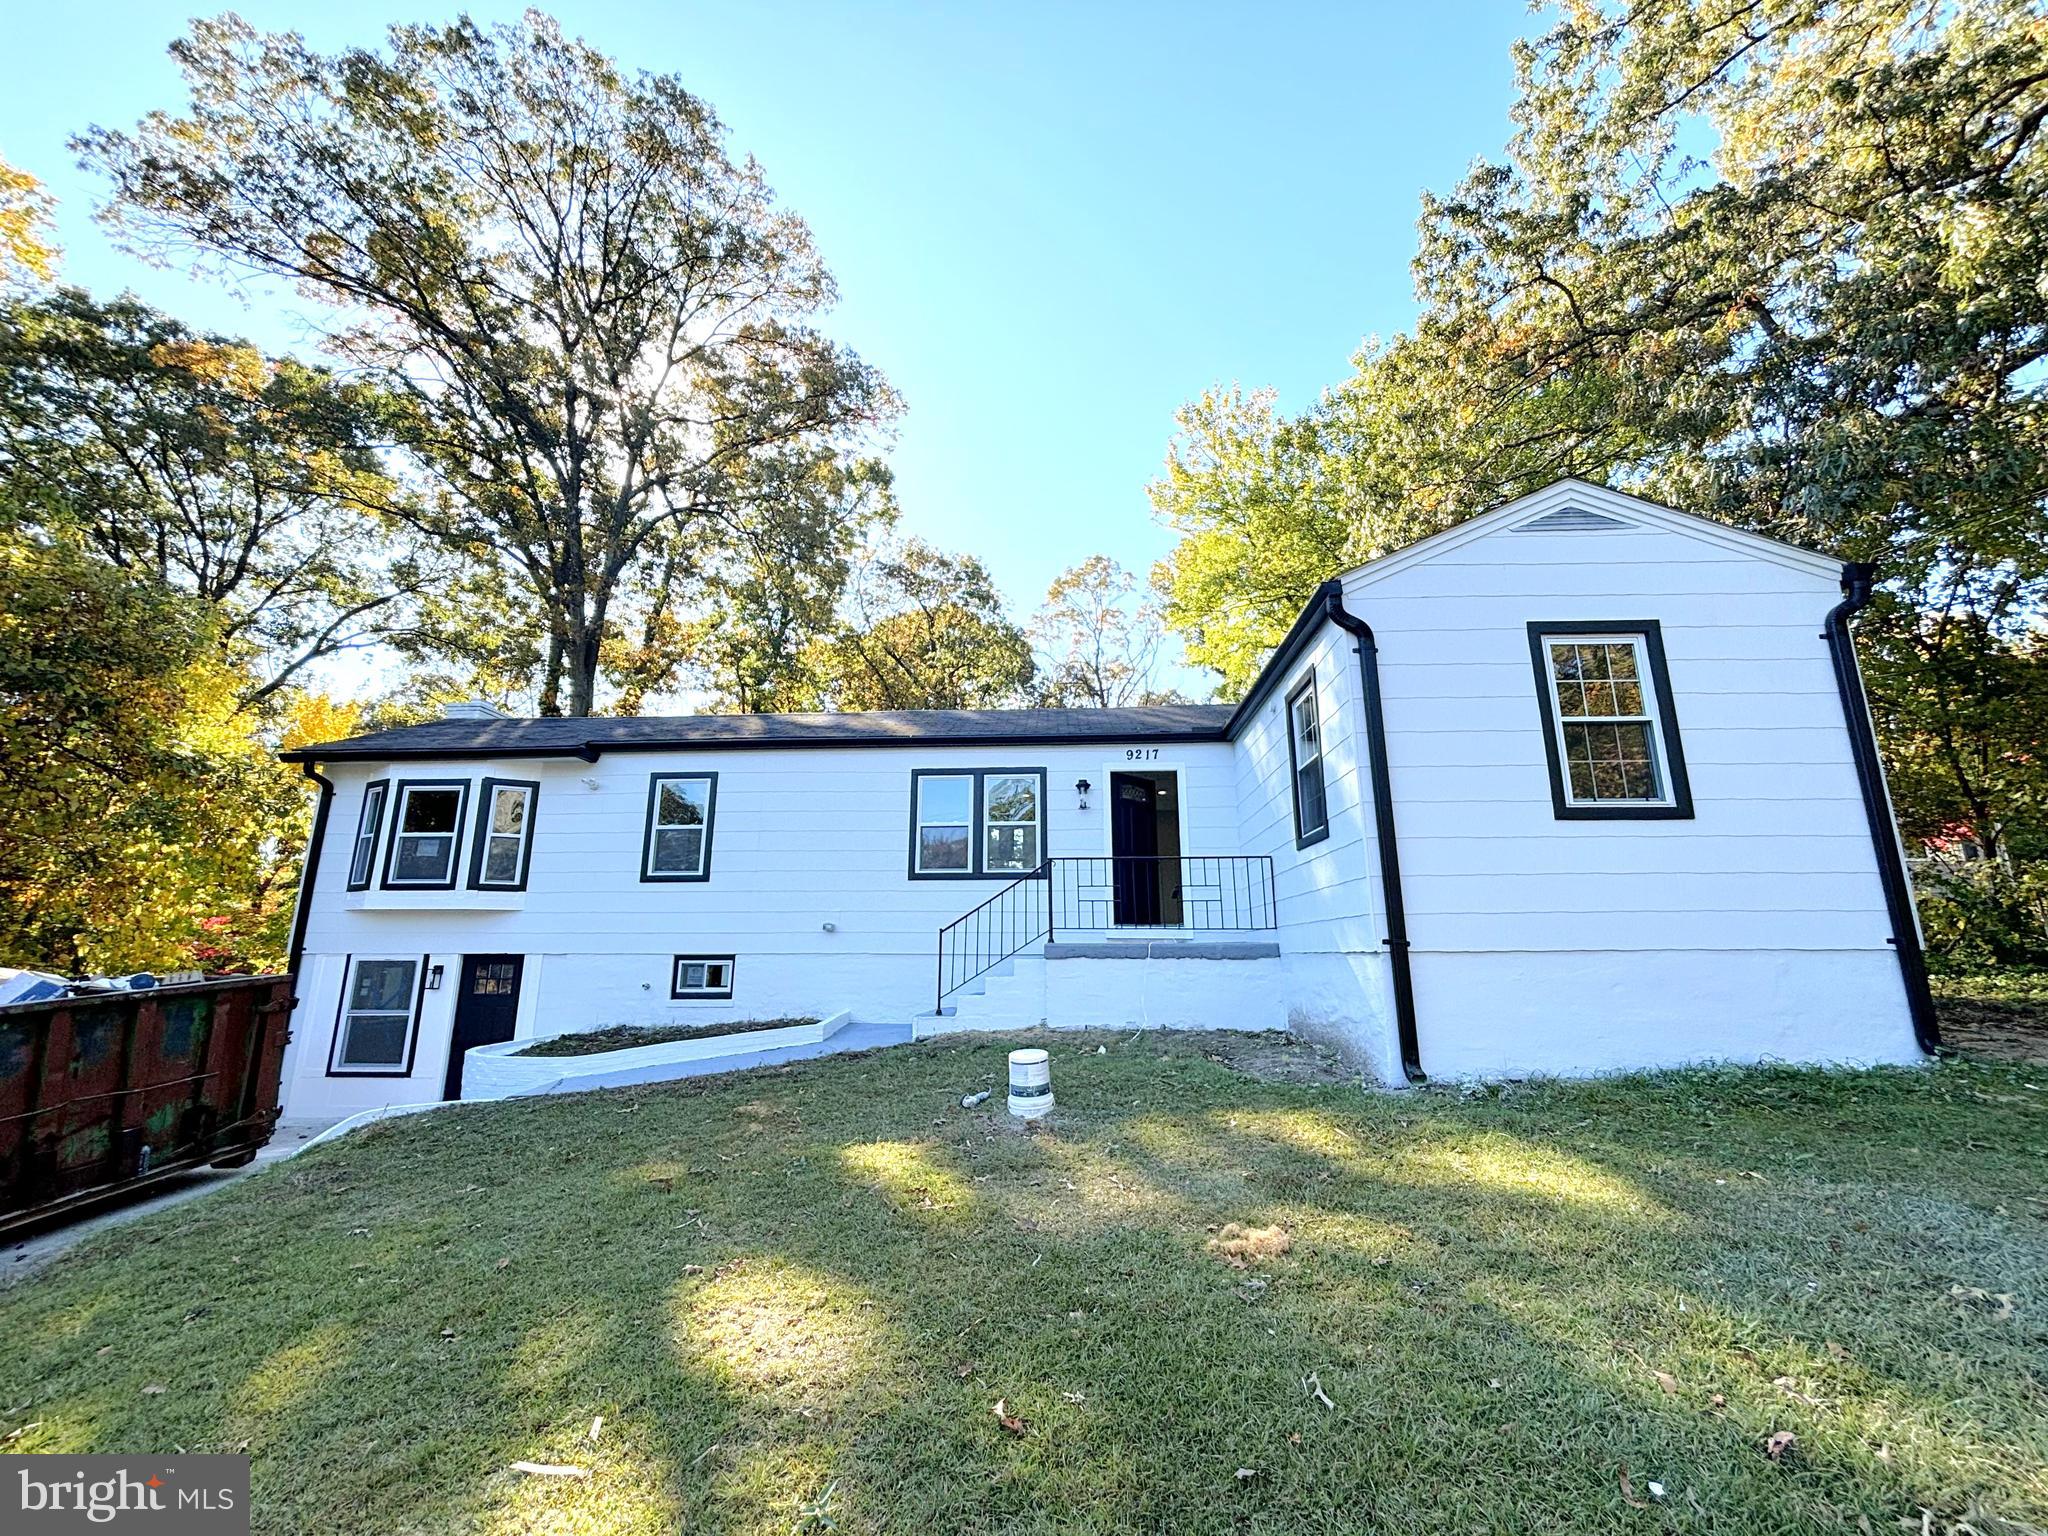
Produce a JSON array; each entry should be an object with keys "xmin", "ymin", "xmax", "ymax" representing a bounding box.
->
[{"xmin": 83, "ymin": 13, "xmax": 899, "ymax": 714}]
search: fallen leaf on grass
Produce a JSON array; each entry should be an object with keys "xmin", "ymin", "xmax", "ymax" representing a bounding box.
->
[
  {"xmin": 1765, "ymin": 1431, "xmax": 1797, "ymax": 1462},
  {"xmin": 1618, "ymin": 1462, "xmax": 1649, "ymax": 1509},
  {"xmin": 3, "ymin": 1423, "xmax": 43, "ymax": 1442},
  {"xmin": 510, "ymin": 1461, "xmax": 589, "ymax": 1480},
  {"xmin": 1652, "ymin": 1369, "xmax": 1678, "ymax": 1396},
  {"xmin": 993, "ymin": 1400, "xmax": 1026, "ymax": 1436},
  {"xmin": 141, "ymin": 1386, "xmax": 166, "ymax": 1396},
  {"xmin": 1301, "ymin": 1370, "xmax": 1335, "ymax": 1410},
  {"xmin": 494, "ymin": 1257, "xmax": 511, "ymax": 1272},
  {"xmin": 1947, "ymin": 1285, "xmax": 2016, "ymax": 1321},
  {"xmin": 1234, "ymin": 1467, "xmax": 1258, "ymax": 1482},
  {"xmin": 588, "ymin": 1415, "xmax": 603, "ymax": 1443},
  {"xmin": 1772, "ymin": 1376, "xmax": 1822, "ymax": 1407}
]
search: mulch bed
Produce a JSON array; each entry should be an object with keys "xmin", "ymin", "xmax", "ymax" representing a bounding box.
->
[{"xmin": 513, "ymin": 1017, "xmax": 818, "ymax": 1058}]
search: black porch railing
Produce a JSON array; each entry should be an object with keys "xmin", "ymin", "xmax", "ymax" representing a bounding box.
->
[{"xmin": 935, "ymin": 855, "xmax": 1277, "ymax": 1013}]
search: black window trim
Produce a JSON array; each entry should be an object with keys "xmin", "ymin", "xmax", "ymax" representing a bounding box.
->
[
  {"xmin": 378, "ymin": 778, "xmax": 473, "ymax": 890},
  {"xmin": 1286, "ymin": 670, "xmax": 1331, "ymax": 848},
  {"xmin": 346, "ymin": 778, "xmax": 389, "ymax": 891},
  {"xmin": 906, "ymin": 766, "xmax": 1049, "ymax": 880},
  {"xmin": 1526, "ymin": 619, "xmax": 1694, "ymax": 821},
  {"xmin": 671, "ymin": 954, "xmax": 736, "ymax": 1001},
  {"xmin": 640, "ymin": 770, "xmax": 719, "ymax": 883},
  {"xmin": 326, "ymin": 951, "xmax": 429, "ymax": 1077},
  {"xmin": 468, "ymin": 776, "xmax": 541, "ymax": 891}
]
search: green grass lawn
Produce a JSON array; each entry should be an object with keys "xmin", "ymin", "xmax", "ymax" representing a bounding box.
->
[{"xmin": 3, "ymin": 1032, "xmax": 2044, "ymax": 1535}]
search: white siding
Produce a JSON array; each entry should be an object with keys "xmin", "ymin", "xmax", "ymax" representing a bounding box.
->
[
  {"xmin": 1341, "ymin": 490, "xmax": 1922, "ymax": 1077},
  {"xmin": 282, "ymin": 741, "xmax": 1243, "ymax": 1115},
  {"xmin": 1229, "ymin": 624, "xmax": 1399, "ymax": 1078}
]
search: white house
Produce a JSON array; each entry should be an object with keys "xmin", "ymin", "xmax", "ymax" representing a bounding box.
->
[{"xmin": 275, "ymin": 481, "xmax": 1939, "ymax": 1119}]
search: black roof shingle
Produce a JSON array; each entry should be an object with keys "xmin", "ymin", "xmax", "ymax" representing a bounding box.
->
[{"xmin": 280, "ymin": 704, "xmax": 1238, "ymax": 762}]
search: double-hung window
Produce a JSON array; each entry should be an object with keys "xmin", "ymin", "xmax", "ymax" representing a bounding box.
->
[
  {"xmin": 909, "ymin": 768, "xmax": 1045, "ymax": 878},
  {"xmin": 1527, "ymin": 621, "xmax": 1693, "ymax": 819},
  {"xmin": 642, "ymin": 773, "xmax": 718, "ymax": 881},
  {"xmin": 381, "ymin": 781, "xmax": 470, "ymax": 888},
  {"xmin": 469, "ymin": 778, "xmax": 539, "ymax": 890},
  {"xmin": 328, "ymin": 955, "xmax": 424, "ymax": 1075},
  {"xmin": 347, "ymin": 780, "xmax": 389, "ymax": 890},
  {"xmin": 1287, "ymin": 672, "xmax": 1330, "ymax": 846}
]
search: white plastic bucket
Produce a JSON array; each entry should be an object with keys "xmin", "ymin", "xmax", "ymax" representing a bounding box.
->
[{"xmin": 1007, "ymin": 1048, "xmax": 1053, "ymax": 1119}]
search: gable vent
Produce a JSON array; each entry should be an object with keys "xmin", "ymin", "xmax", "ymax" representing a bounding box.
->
[{"xmin": 1513, "ymin": 505, "xmax": 1634, "ymax": 533}]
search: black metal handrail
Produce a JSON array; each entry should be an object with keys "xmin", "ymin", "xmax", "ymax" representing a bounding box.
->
[{"xmin": 935, "ymin": 855, "xmax": 1277, "ymax": 1012}]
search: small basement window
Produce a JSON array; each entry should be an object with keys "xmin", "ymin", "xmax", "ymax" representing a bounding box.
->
[
  {"xmin": 470, "ymin": 778, "xmax": 539, "ymax": 889},
  {"xmin": 672, "ymin": 955, "xmax": 735, "ymax": 1000},
  {"xmin": 1287, "ymin": 672, "xmax": 1329, "ymax": 847},
  {"xmin": 381, "ymin": 781, "xmax": 470, "ymax": 888},
  {"xmin": 642, "ymin": 773, "xmax": 718, "ymax": 881},
  {"xmin": 1527, "ymin": 621, "xmax": 1693, "ymax": 820},
  {"xmin": 347, "ymin": 779, "xmax": 388, "ymax": 890},
  {"xmin": 909, "ymin": 768, "xmax": 1047, "ymax": 878},
  {"xmin": 329, "ymin": 955, "xmax": 424, "ymax": 1075}
]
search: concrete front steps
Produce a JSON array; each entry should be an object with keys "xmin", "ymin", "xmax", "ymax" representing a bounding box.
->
[{"xmin": 914, "ymin": 938, "xmax": 1289, "ymax": 1038}]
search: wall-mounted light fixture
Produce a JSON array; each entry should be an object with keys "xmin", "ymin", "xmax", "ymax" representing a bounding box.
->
[
  {"xmin": 425, "ymin": 963, "xmax": 445, "ymax": 991},
  {"xmin": 1075, "ymin": 778, "xmax": 1092, "ymax": 811}
]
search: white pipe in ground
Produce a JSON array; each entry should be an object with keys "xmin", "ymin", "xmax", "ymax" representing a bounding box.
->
[{"xmin": 1007, "ymin": 1048, "xmax": 1053, "ymax": 1119}]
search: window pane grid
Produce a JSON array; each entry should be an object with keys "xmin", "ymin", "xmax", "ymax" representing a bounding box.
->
[{"xmin": 1545, "ymin": 638, "xmax": 1667, "ymax": 806}]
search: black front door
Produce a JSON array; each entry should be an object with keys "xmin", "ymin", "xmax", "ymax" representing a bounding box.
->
[
  {"xmin": 1110, "ymin": 773, "xmax": 1162, "ymax": 925},
  {"xmin": 444, "ymin": 954, "xmax": 523, "ymax": 1100}
]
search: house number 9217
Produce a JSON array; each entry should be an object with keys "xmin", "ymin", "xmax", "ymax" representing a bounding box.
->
[{"xmin": 1123, "ymin": 747, "xmax": 1160, "ymax": 760}]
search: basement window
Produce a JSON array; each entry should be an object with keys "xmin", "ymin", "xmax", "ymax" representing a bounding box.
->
[
  {"xmin": 328, "ymin": 954, "xmax": 424, "ymax": 1075},
  {"xmin": 1527, "ymin": 622, "xmax": 1693, "ymax": 820},
  {"xmin": 671, "ymin": 955, "xmax": 735, "ymax": 1000},
  {"xmin": 381, "ymin": 781, "xmax": 470, "ymax": 889}
]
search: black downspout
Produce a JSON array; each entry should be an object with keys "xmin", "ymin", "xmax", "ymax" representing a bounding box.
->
[
  {"xmin": 284, "ymin": 759, "xmax": 336, "ymax": 1004},
  {"xmin": 1822, "ymin": 563, "xmax": 1941, "ymax": 1056},
  {"xmin": 1324, "ymin": 592, "xmax": 1426, "ymax": 1083}
]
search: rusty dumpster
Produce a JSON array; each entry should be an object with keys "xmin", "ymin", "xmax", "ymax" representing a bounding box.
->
[{"xmin": 0, "ymin": 974, "xmax": 292, "ymax": 1236}]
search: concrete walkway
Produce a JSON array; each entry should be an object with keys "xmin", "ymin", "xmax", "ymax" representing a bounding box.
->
[{"xmin": 3, "ymin": 1021, "xmax": 918, "ymax": 1285}]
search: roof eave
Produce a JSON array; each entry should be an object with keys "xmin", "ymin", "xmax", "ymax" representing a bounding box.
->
[{"xmin": 279, "ymin": 725, "xmax": 1234, "ymax": 765}]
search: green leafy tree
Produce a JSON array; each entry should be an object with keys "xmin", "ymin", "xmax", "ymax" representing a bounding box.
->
[
  {"xmin": 811, "ymin": 537, "xmax": 1034, "ymax": 710},
  {"xmin": 82, "ymin": 12, "xmax": 899, "ymax": 716},
  {"xmin": 0, "ymin": 290, "xmax": 430, "ymax": 704},
  {"xmin": 0, "ymin": 155, "xmax": 56, "ymax": 287},
  {"xmin": 0, "ymin": 534, "xmax": 300, "ymax": 972},
  {"xmin": 1153, "ymin": 0, "xmax": 2048, "ymax": 899}
]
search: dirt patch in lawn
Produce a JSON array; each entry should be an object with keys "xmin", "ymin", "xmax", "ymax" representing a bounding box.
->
[
  {"xmin": 1191, "ymin": 1030, "xmax": 1359, "ymax": 1086},
  {"xmin": 1933, "ymin": 971, "xmax": 2048, "ymax": 1066},
  {"xmin": 514, "ymin": 1017, "xmax": 818, "ymax": 1057}
]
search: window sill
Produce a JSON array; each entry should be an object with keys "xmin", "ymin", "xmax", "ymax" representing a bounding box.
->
[{"xmin": 345, "ymin": 888, "xmax": 526, "ymax": 912}]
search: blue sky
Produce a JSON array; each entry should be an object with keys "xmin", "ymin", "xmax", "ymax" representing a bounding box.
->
[{"xmin": 3, "ymin": 1, "xmax": 1536, "ymax": 690}]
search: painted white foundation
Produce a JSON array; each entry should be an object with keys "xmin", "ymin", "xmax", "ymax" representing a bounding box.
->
[
  {"xmin": 1411, "ymin": 949, "xmax": 1923, "ymax": 1079},
  {"xmin": 461, "ymin": 1011, "xmax": 854, "ymax": 1100}
]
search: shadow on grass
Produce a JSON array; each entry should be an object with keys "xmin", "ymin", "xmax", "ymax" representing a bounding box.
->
[{"xmin": 1, "ymin": 1033, "xmax": 2044, "ymax": 1534}]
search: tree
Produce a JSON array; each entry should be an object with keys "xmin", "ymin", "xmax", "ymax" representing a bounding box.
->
[
  {"xmin": 1153, "ymin": 0, "xmax": 2048, "ymax": 876},
  {"xmin": 810, "ymin": 537, "xmax": 1034, "ymax": 710},
  {"xmin": 0, "ymin": 533, "xmax": 301, "ymax": 973},
  {"xmin": 83, "ymin": 12, "xmax": 899, "ymax": 716},
  {"xmin": 1028, "ymin": 554, "xmax": 1185, "ymax": 706},
  {"xmin": 0, "ymin": 156, "xmax": 56, "ymax": 287},
  {"xmin": 0, "ymin": 290, "xmax": 431, "ymax": 704}
]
